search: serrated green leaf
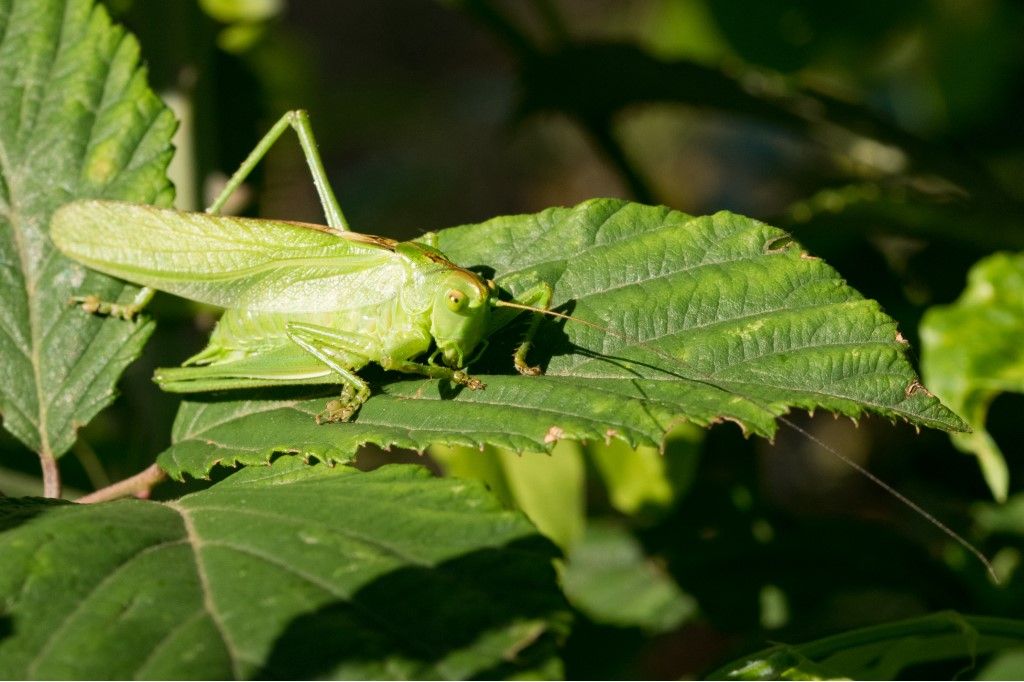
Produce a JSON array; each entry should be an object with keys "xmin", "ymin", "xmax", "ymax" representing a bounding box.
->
[
  {"xmin": 561, "ymin": 522, "xmax": 696, "ymax": 633},
  {"xmin": 920, "ymin": 252, "xmax": 1024, "ymax": 502},
  {"xmin": 159, "ymin": 199, "xmax": 964, "ymax": 480},
  {"xmin": 0, "ymin": 459, "xmax": 567, "ymax": 679},
  {"xmin": 0, "ymin": 0, "xmax": 175, "ymax": 462},
  {"xmin": 708, "ymin": 612, "xmax": 1024, "ymax": 680}
]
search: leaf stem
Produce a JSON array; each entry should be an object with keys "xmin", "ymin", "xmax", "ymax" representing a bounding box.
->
[
  {"xmin": 77, "ymin": 463, "xmax": 167, "ymax": 504},
  {"xmin": 40, "ymin": 452, "xmax": 60, "ymax": 498}
]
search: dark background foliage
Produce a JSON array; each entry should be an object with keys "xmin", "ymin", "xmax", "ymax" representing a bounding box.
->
[{"xmin": 3, "ymin": 0, "xmax": 1024, "ymax": 677}]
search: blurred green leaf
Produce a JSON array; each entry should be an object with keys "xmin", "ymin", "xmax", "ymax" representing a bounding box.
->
[
  {"xmin": 978, "ymin": 649, "xmax": 1024, "ymax": 680},
  {"xmin": 0, "ymin": 466, "xmax": 84, "ymax": 499},
  {"xmin": 710, "ymin": 612, "xmax": 1024, "ymax": 680},
  {"xmin": 975, "ymin": 495, "xmax": 1024, "ymax": 537},
  {"xmin": 434, "ymin": 441, "xmax": 586, "ymax": 552},
  {"xmin": 0, "ymin": 459, "xmax": 567, "ymax": 679},
  {"xmin": 0, "ymin": 0, "xmax": 175, "ymax": 462},
  {"xmin": 706, "ymin": 0, "xmax": 923, "ymax": 73},
  {"xmin": 198, "ymin": 0, "xmax": 282, "ymax": 24},
  {"xmin": 921, "ymin": 252, "xmax": 1024, "ymax": 501},
  {"xmin": 589, "ymin": 425, "xmax": 701, "ymax": 519},
  {"xmin": 561, "ymin": 522, "xmax": 696, "ymax": 634}
]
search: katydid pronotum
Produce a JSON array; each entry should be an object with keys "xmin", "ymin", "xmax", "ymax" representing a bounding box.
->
[{"xmin": 50, "ymin": 110, "xmax": 995, "ymax": 578}]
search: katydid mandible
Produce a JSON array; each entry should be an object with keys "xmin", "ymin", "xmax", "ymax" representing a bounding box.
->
[{"xmin": 50, "ymin": 110, "xmax": 550, "ymax": 423}]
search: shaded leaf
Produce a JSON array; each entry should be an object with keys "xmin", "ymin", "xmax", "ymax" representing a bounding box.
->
[
  {"xmin": 0, "ymin": 459, "xmax": 567, "ymax": 679},
  {"xmin": 160, "ymin": 199, "xmax": 964, "ymax": 480},
  {"xmin": 921, "ymin": 252, "xmax": 1024, "ymax": 501},
  {"xmin": 708, "ymin": 612, "xmax": 1024, "ymax": 680},
  {"xmin": 561, "ymin": 522, "xmax": 696, "ymax": 634},
  {"xmin": 0, "ymin": 0, "xmax": 175, "ymax": 460}
]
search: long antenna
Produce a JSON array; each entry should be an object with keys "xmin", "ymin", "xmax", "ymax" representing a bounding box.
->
[{"xmin": 493, "ymin": 299, "xmax": 998, "ymax": 582}]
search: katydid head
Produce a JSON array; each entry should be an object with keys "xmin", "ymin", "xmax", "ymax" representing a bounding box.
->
[{"xmin": 430, "ymin": 271, "xmax": 491, "ymax": 368}]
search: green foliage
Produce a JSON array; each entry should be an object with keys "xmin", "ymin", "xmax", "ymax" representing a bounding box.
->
[
  {"xmin": 0, "ymin": 459, "xmax": 567, "ymax": 679},
  {"xmin": 710, "ymin": 613, "xmax": 1024, "ymax": 680},
  {"xmin": 0, "ymin": 0, "xmax": 175, "ymax": 460},
  {"xmin": 921, "ymin": 252, "xmax": 1024, "ymax": 501},
  {"xmin": 434, "ymin": 441, "xmax": 587, "ymax": 552},
  {"xmin": 159, "ymin": 200, "xmax": 964, "ymax": 481},
  {"xmin": 3, "ymin": 0, "xmax": 1019, "ymax": 678},
  {"xmin": 561, "ymin": 522, "xmax": 695, "ymax": 634},
  {"xmin": 589, "ymin": 426, "xmax": 701, "ymax": 518}
]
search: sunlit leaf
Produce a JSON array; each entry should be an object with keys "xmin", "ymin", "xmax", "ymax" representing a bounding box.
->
[
  {"xmin": 433, "ymin": 440, "xmax": 586, "ymax": 552},
  {"xmin": 0, "ymin": 0, "xmax": 175, "ymax": 463},
  {"xmin": 159, "ymin": 200, "xmax": 965, "ymax": 480}
]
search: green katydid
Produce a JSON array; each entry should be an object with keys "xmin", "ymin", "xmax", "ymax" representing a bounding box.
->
[
  {"xmin": 51, "ymin": 110, "xmax": 550, "ymax": 424},
  {"xmin": 50, "ymin": 110, "xmax": 996, "ymax": 578}
]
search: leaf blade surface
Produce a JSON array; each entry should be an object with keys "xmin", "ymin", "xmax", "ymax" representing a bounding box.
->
[{"xmin": 0, "ymin": 0, "xmax": 175, "ymax": 460}]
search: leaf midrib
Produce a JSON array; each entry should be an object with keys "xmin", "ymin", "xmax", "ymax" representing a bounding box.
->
[
  {"xmin": 25, "ymin": 536, "xmax": 189, "ymax": 677},
  {"xmin": 169, "ymin": 502, "xmax": 244, "ymax": 679},
  {"xmin": 0, "ymin": 122, "xmax": 52, "ymax": 458},
  {"xmin": 0, "ymin": 0, "xmax": 75, "ymax": 459}
]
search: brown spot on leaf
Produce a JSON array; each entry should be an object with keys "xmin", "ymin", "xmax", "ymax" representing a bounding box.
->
[
  {"xmin": 905, "ymin": 380, "xmax": 934, "ymax": 398},
  {"xmin": 544, "ymin": 426, "xmax": 564, "ymax": 444}
]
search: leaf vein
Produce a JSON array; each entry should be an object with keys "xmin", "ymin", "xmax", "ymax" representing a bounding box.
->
[
  {"xmin": 131, "ymin": 608, "xmax": 207, "ymax": 679},
  {"xmin": 167, "ymin": 502, "xmax": 244, "ymax": 679},
  {"xmin": 25, "ymin": 536, "xmax": 189, "ymax": 677},
  {"xmin": 182, "ymin": 504, "xmax": 429, "ymax": 566}
]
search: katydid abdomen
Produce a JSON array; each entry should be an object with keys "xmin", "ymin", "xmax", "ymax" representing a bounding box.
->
[{"xmin": 150, "ymin": 288, "xmax": 439, "ymax": 402}]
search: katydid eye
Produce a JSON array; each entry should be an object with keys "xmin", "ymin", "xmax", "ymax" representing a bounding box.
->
[{"xmin": 446, "ymin": 289, "xmax": 466, "ymax": 311}]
